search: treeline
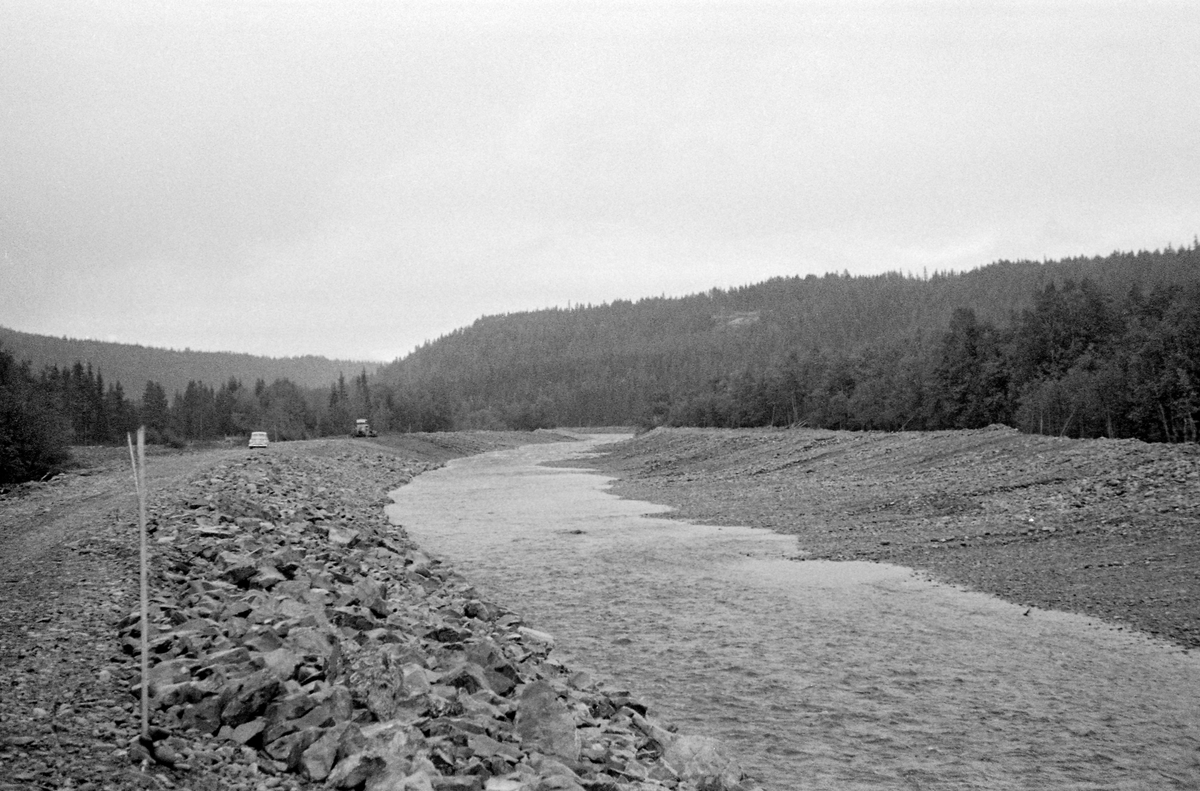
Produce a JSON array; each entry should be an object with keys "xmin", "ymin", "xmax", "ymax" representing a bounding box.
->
[
  {"xmin": 132, "ymin": 370, "xmax": 453, "ymax": 445},
  {"xmin": 0, "ymin": 350, "xmax": 454, "ymax": 482},
  {"xmin": 666, "ymin": 278, "xmax": 1200, "ymax": 443},
  {"xmin": 1, "ymin": 346, "xmax": 72, "ymax": 483},
  {"xmin": 381, "ymin": 243, "xmax": 1200, "ymax": 441},
  {"xmin": 0, "ymin": 325, "xmax": 381, "ymax": 397},
  {"xmin": 25, "ymin": 363, "xmax": 453, "ymax": 448}
]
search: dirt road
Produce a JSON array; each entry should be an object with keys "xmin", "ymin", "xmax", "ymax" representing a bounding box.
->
[
  {"xmin": 387, "ymin": 437, "xmax": 1200, "ymax": 790},
  {"xmin": 0, "ymin": 447, "xmax": 250, "ymax": 789}
]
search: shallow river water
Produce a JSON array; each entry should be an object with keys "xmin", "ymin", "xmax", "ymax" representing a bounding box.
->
[{"xmin": 386, "ymin": 437, "xmax": 1200, "ymax": 790}]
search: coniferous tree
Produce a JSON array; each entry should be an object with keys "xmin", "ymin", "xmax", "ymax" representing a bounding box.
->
[
  {"xmin": 140, "ymin": 381, "xmax": 170, "ymax": 441},
  {"xmin": 933, "ymin": 309, "xmax": 1013, "ymax": 428},
  {"xmin": 0, "ymin": 345, "xmax": 71, "ymax": 483}
]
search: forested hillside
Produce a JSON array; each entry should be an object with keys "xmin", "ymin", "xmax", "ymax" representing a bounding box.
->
[
  {"xmin": 5, "ymin": 242, "xmax": 1199, "ymax": 484},
  {"xmin": 0, "ymin": 327, "xmax": 380, "ymax": 397},
  {"xmin": 0, "ymin": 345, "xmax": 440, "ymax": 483},
  {"xmin": 0, "ymin": 330, "xmax": 391, "ymax": 482},
  {"xmin": 379, "ymin": 244, "xmax": 1200, "ymax": 441}
]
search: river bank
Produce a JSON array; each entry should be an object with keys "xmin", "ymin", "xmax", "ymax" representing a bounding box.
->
[{"xmin": 587, "ymin": 426, "xmax": 1200, "ymax": 649}]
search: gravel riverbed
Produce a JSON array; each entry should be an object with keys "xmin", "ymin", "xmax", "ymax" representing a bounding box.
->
[{"xmin": 590, "ymin": 426, "xmax": 1200, "ymax": 649}]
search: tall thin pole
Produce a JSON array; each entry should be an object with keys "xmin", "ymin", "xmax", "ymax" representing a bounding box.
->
[{"xmin": 128, "ymin": 427, "xmax": 149, "ymax": 742}]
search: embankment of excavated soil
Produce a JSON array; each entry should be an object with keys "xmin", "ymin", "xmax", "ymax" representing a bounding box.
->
[{"xmin": 585, "ymin": 426, "xmax": 1200, "ymax": 648}]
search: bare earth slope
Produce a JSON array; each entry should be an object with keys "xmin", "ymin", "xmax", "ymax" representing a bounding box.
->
[{"xmin": 587, "ymin": 426, "xmax": 1200, "ymax": 649}]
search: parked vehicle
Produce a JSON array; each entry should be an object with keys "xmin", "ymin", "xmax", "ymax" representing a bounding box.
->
[
  {"xmin": 248, "ymin": 431, "xmax": 269, "ymax": 449},
  {"xmin": 351, "ymin": 419, "xmax": 377, "ymax": 438}
]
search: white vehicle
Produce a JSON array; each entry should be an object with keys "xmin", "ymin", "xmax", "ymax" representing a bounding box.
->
[{"xmin": 248, "ymin": 431, "xmax": 269, "ymax": 449}]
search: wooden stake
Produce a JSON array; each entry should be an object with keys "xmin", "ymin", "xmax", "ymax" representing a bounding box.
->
[{"xmin": 128, "ymin": 427, "xmax": 149, "ymax": 742}]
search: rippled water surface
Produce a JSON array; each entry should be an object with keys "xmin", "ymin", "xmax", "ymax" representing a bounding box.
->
[{"xmin": 387, "ymin": 437, "xmax": 1200, "ymax": 790}]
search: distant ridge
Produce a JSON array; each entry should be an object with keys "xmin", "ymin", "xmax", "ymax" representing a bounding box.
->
[
  {"xmin": 0, "ymin": 326, "xmax": 379, "ymax": 398},
  {"xmin": 376, "ymin": 244, "xmax": 1200, "ymax": 431}
]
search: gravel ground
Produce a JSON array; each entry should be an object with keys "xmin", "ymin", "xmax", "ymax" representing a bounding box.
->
[
  {"xmin": 3, "ymin": 425, "xmax": 1195, "ymax": 788},
  {"xmin": 0, "ymin": 445, "xmax": 251, "ymax": 790},
  {"xmin": 0, "ymin": 432, "xmax": 571, "ymax": 791},
  {"xmin": 586, "ymin": 426, "xmax": 1200, "ymax": 649}
]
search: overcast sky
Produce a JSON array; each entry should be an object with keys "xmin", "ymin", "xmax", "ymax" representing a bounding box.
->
[{"xmin": 2, "ymin": 1, "xmax": 1198, "ymax": 361}]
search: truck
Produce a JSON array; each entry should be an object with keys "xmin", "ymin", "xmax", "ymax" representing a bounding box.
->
[{"xmin": 351, "ymin": 418, "xmax": 377, "ymax": 438}]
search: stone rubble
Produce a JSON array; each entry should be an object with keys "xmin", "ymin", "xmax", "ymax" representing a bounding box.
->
[{"xmin": 121, "ymin": 446, "xmax": 761, "ymax": 791}]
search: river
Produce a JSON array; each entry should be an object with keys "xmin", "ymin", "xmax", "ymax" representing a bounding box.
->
[{"xmin": 386, "ymin": 436, "xmax": 1200, "ymax": 790}]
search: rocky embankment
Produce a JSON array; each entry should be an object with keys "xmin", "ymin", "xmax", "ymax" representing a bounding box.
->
[{"xmin": 1, "ymin": 440, "xmax": 754, "ymax": 791}]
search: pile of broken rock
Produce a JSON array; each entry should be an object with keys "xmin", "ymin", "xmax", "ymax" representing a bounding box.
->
[{"xmin": 125, "ymin": 447, "xmax": 759, "ymax": 791}]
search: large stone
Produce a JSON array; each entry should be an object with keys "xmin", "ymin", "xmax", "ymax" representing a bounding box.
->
[
  {"xmin": 270, "ymin": 548, "xmax": 306, "ymax": 578},
  {"xmin": 179, "ymin": 696, "xmax": 222, "ymax": 735},
  {"xmin": 516, "ymin": 627, "xmax": 555, "ymax": 654},
  {"xmin": 218, "ymin": 552, "xmax": 259, "ymax": 586},
  {"xmin": 314, "ymin": 683, "xmax": 355, "ymax": 722},
  {"xmin": 290, "ymin": 702, "xmax": 337, "ymax": 733},
  {"xmin": 327, "ymin": 525, "xmax": 361, "ymax": 547},
  {"xmin": 264, "ymin": 690, "xmax": 316, "ymax": 724},
  {"xmin": 230, "ymin": 718, "xmax": 266, "ymax": 745},
  {"xmin": 328, "ymin": 753, "xmax": 387, "ymax": 788},
  {"xmin": 301, "ymin": 722, "xmax": 361, "ymax": 781},
  {"xmin": 278, "ymin": 597, "xmax": 314, "ymax": 620},
  {"xmin": 662, "ymin": 734, "xmax": 742, "ymax": 788},
  {"xmin": 465, "ymin": 732, "xmax": 504, "ymax": 759},
  {"xmin": 265, "ymin": 727, "xmax": 324, "ymax": 770},
  {"xmin": 287, "ymin": 625, "xmax": 337, "ymax": 658},
  {"xmin": 463, "ymin": 600, "xmax": 500, "ymax": 622},
  {"xmin": 172, "ymin": 617, "xmax": 220, "ymax": 636},
  {"xmin": 633, "ymin": 713, "xmax": 743, "ymax": 789},
  {"xmin": 401, "ymin": 663, "xmax": 432, "ymax": 696},
  {"xmin": 151, "ymin": 680, "xmax": 208, "ymax": 710},
  {"xmin": 441, "ymin": 663, "xmax": 491, "ymax": 696},
  {"xmin": 327, "ymin": 721, "xmax": 424, "ymax": 790},
  {"xmin": 220, "ymin": 671, "xmax": 283, "ymax": 727},
  {"xmin": 244, "ymin": 627, "xmax": 285, "ymax": 653},
  {"xmin": 515, "ymin": 680, "xmax": 579, "ymax": 762},
  {"xmin": 463, "ymin": 640, "xmax": 520, "ymax": 694},
  {"xmin": 203, "ymin": 646, "xmax": 252, "ymax": 669},
  {"xmin": 425, "ymin": 624, "xmax": 472, "ymax": 644},
  {"xmin": 251, "ymin": 564, "xmax": 288, "ymax": 590},
  {"xmin": 259, "ymin": 647, "xmax": 301, "ymax": 680},
  {"xmin": 144, "ymin": 657, "xmax": 197, "ymax": 691},
  {"xmin": 275, "ymin": 579, "xmax": 311, "ymax": 599},
  {"xmin": 351, "ymin": 577, "xmax": 383, "ymax": 603},
  {"xmin": 301, "ymin": 726, "xmax": 346, "ymax": 781}
]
